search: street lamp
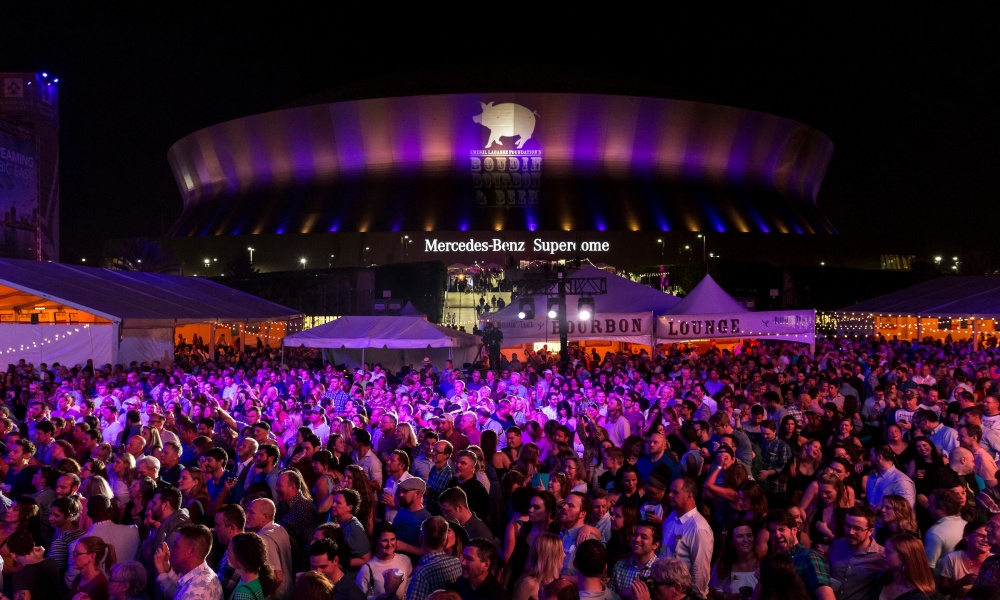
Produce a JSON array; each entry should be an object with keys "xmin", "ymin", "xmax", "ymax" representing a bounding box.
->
[
  {"xmin": 697, "ymin": 234, "xmax": 707, "ymax": 274},
  {"xmin": 657, "ymin": 238, "xmax": 664, "ymax": 264},
  {"xmin": 247, "ymin": 247, "xmax": 255, "ymax": 265},
  {"xmin": 299, "ymin": 257, "xmax": 307, "ymax": 269},
  {"xmin": 400, "ymin": 235, "xmax": 410, "ymax": 261}
]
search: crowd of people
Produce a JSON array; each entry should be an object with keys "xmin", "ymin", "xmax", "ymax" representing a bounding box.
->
[{"xmin": 3, "ymin": 334, "xmax": 1000, "ymax": 600}]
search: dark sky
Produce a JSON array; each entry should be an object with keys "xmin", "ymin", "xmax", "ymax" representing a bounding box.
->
[{"xmin": 4, "ymin": 7, "xmax": 998, "ymax": 262}]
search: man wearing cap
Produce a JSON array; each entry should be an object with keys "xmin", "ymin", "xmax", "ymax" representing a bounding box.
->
[
  {"xmin": 393, "ymin": 477, "xmax": 432, "ymax": 558},
  {"xmin": 309, "ymin": 406, "xmax": 331, "ymax": 446}
]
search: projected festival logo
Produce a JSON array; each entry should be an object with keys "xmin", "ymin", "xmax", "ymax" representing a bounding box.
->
[{"xmin": 471, "ymin": 101, "xmax": 541, "ymax": 208}]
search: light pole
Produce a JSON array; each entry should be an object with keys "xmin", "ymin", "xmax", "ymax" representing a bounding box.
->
[
  {"xmin": 697, "ymin": 234, "xmax": 707, "ymax": 274},
  {"xmin": 247, "ymin": 247, "xmax": 255, "ymax": 265},
  {"xmin": 657, "ymin": 238, "xmax": 664, "ymax": 264},
  {"xmin": 400, "ymin": 235, "xmax": 409, "ymax": 262},
  {"xmin": 299, "ymin": 257, "xmax": 307, "ymax": 269}
]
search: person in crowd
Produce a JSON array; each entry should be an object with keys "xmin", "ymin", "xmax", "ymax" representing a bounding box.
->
[
  {"xmin": 274, "ymin": 468, "xmax": 319, "ymax": 560},
  {"xmin": 939, "ymin": 519, "xmax": 990, "ymax": 599},
  {"xmin": 709, "ymin": 519, "xmax": 761, "ymax": 600},
  {"xmin": 511, "ymin": 532, "xmax": 563, "ymax": 600},
  {"xmin": 880, "ymin": 533, "xmax": 937, "ymax": 600},
  {"xmin": 153, "ymin": 523, "xmax": 224, "ymax": 600},
  {"xmin": 245, "ymin": 498, "xmax": 293, "ymax": 600},
  {"xmin": 226, "ymin": 532, "xmax": 279, "ymax": 600},
  {"xmin": 404, "ymin": 516, "xmax": 463, "ymax": 600},
  {"xmin": 451, "ymin": 537, "xmax": 509, "ymax": 600},
  {"xmin": 308, "ymin": 537, "xmax": 366, "ymax": 600},
  {"xmin": 661, "ymin": 477, "xmax": 713, "ymax": 599},
  {"xmin": 827, "ymin": 505, "xmax": 884, "ymax": 600},
  {"xmin": 610, "ymin": 520, "xmax": 661, "ymax": 596},
  {"xmin": 358, "ymin": 523, "xmax": 413, "ymax": 600},
  {"xmin": 69, "ymin": 535, "xmax": 115, "ymax": 600},
  {"xmin": 212, "ymin": 504, "xmax": 246, "ymax": 598},
  {"xmin": 9, "ymin": 527, "xmax": 62, "ymax": 600},
  {"xmin": 439, "ymin": 487, "xmax": 493, "ymax": 542},
  {"xmin": 766, "ymin": 509, "xmax": 834, "ymax": 600},
  {"xmin": 109, "ymin": 561, "xmax": 151, "ymax": 600}
]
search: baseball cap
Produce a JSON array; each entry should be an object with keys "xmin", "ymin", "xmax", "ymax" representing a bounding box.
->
[{"xmin": 397, "ymin": 477, "xmax": 427, "ymax": 493}]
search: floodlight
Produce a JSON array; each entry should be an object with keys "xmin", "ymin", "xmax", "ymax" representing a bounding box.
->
[
  {"xmin": 518, "ymin": 298, "xmax": 534, "ymax": 320},
  {"xmin": 578, "ymin": 297, "xmax": 595, "ymax": 320},
  {"xmin": 547, "ymin": 298, "xmax": 559, "ymax": 319}
]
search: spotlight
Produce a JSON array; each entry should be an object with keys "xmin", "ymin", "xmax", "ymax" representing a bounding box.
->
[
  {"xmin": 547, "ymin": 298, "xmax": 560, "ymax": 319},
  {"xmin": 518, "ymin": 298, "xmax": 534, "ymax": 320},
  {"xmin": 578, "ymin": 297, "xmax": 595, "ymax": 321}
]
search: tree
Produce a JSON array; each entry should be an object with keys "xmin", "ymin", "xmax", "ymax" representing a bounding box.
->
[{"xmin": 105, "ymin": 238, "xmax": 181, "ymax": 273}]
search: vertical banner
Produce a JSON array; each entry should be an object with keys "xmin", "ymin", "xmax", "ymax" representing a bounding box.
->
[{"xmin": 0, "ymin": 128, "xmax": 38, "ymax": 259}]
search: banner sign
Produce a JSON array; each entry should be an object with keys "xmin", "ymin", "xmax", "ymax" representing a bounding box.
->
[
  {"xmin": 656, "ymin": 310, "xmax": 815, "ymax": 342},
  {"xmin": 0, "ymin": 128, "xmax": 38, "ymax": 259},
  {"xmin": 494, "ymin": 311, "xmax": 653, "ymax": 342}
]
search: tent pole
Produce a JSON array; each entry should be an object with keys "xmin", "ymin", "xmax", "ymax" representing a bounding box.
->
[
  {"xmin": 209, "ymin": 323, "xmax": 216, "ymax": 363},
  {"xmin": 281, "ymin": 345, "xmax": 285, "ymax": 367},
  {"xmin": 362, "ymin": 347, "xmax": 366, "ymax": 370},
  {"xmin": 974, "ymin": 319, "xmax": 979, "ymax": 350},
  {"xmin": 916, "ymin": 317, "xmax": 921, "ymax": 343}
]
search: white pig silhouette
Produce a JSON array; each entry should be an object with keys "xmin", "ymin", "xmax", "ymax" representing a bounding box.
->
[{"xmin": 472, "ymin": 102, "xmax": 538, "ymax": 149}]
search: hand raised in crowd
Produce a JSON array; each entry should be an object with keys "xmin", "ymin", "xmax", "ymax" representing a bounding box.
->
[{"xmin": 154, "ymin": 541, "xmax": 172, "ymax": 575}]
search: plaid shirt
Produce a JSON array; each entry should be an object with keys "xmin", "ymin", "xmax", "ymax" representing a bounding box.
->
[
  {"xmin": 324, "ymin": 388, "xmax": 350, "ymax": 413},
  {"xmin": 610, "ymin": 554, "xmax": 657, "ymax": 595},
  {"xmin": 759, "ymin": 437, "xmax": 793, "ymax": 494},
  {"xmin": 789, "ymin": 543, "xmax": 832, "ymax": 597},
  {"xmin": 406, "ymin": 550, "xmax": 462, "ymax": 600},
  {"xmin": 216, "ymin": 552, "xmax": 241, "ymax": 598},
  {"xmin": 426, "ymin": 462, "xmax": 454, "ymax": 514}
]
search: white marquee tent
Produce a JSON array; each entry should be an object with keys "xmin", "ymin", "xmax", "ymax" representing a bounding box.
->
[
  {"xmin": 487, "ymin": 266, "xmax": 681, "ymax": 346},
  {"xmin": 283, "ymin": 315, "xmax": 481, "ymax": 372},
  {"xmin": 0, "ymin": 258, "xmax": 302, "ymax": 366},
  {"xmin": 656, "ymin": 275, "xmax": 815, "ymax": 346}
]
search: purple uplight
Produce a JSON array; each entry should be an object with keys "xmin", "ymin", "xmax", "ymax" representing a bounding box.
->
[
  {"xmin": 595, "ymin": 220, "xmax": 606, "ymax": 232},
  {"xmin": 458, "ymin": 222, "xmax": 469, "ymax": 232}
]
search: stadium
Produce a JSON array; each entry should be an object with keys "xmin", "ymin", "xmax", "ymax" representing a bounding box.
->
[{"xmin": 162, "ymin": 71, "xmax": 835, "ymax": 274}]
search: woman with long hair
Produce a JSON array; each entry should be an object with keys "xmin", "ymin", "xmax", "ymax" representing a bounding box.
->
[
  {"xmin": 804, "ymin": 471, "xmax": 850, "ymax": 554},
  {"xmin": 78, "ymin": 475, "xmax": 115, "ymax": 530},
  {"xmin": 326, "ymin": 432, "xmax": 352, "ymax": 475},
  {"xmin": 622, "ymin": 435, "xmax": 644, "ymax": 467},
  {"xmin": 310, "ymin": 449, "xmax": 339, "ymax": 508},
  {"xmin": 880, "ymin": 533, "xmax": 936, "ymax": 600},
  {"xmin": 562, "ymin": 456, "xmax": 589, "ymax": 493},
  {"xmin": 939, "ymin": 519, "xmax": 990, "ymax": 599},
  {"xmin": 876, "ymin": 494, "xmax": 920, "ymax": 546},
  {"xmin": 70, "ymin": 536, "xmax": 116, "ymax": 600},
  {"xmin": 505, "ymin": 490, "xmax": 558, "ymax": 590},
  {"xmin": 607, "ymin": 503, "xmax": 640, "ymax": 575},
  {"xmin": 326, "ymin": 465, "xmax": 373, "ymax": 532},
  {"xmin": 710, "ymin": 520, "xmax": 760, "ymax": 600},
  {"xmin": 0, "ymin": 497, "xmax": 39, "ymax": 577},
  {"xmin": 141, "ymin": 426, "xmax": 162, "ymax": 456},
  {"xmin": 511, "ymin": 532, "xmax": 564, "ymax": 600},
  {"xmin": 502, "ymin": 486, "xmax": 535, "ymax": 565},
  {"xmin": 468, "ymin": 445, "xmax": 492, "ymax": 493},
  {"xmin": 177, "ymin": 467, "xmax": 212, "ymax": 526},
  {"xmin": 787, "ymin": 439, "xmax": 824, "ymax": 506},
  {"xmin": 735, "ymin": 481, "xmax": 770, "ymax": 557},
  {"xmin": 799, "ymin": 459, "xmax": 856, "ymax": 519},
  {"xmin": 292, "ymin": 570, "xmax": 334, "ymax": 600},
  {"xmin": 778, "ymin": 415, "xmax": 801, "ymax": 455},
  {"xmin": 227, "ymin": 532, "xmax": 279, "ymax": 600},
  {"xmin": 123, "ymin": 476, "xmax": 157, "ymax": 538},
  {"xmin": 512, "ymin": 442, "xmax": 540, "ymax": 484},
  {"xmin": 546, "ymin": 472, "xmax": 569, "ymax": 503},
  {"xmin": 617, "ymin": 465, "xmax": 645, "ymax": 508},
  {"xmin": 396, "ymin": 422, "xmax": 418, "ymax": 463},
  {"xmin": 107, "ymin": 449, "xmax": 137, "ymax": 507},
  {"xmin": 907, "ymin": 436, "xmax": 951, "ymax": 511},
  {"xmin": 755, "ymin": 553, "xmax": 810, "ymax": 600}
]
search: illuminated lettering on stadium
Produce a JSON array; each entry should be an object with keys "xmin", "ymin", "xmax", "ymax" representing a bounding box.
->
[{"xmin": 423, "ymin": 238, "xmax": 610, "ymax": 254}]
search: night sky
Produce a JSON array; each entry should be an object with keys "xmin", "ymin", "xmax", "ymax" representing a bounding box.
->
[{"xmin": 4, "ymin": 7, "xmax": 998, "ymax": 263}]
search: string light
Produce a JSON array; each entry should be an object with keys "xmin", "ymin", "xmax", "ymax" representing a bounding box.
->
[{"xmin": 0, "ymin": 324, "xmax": 91, "ymax": 355}]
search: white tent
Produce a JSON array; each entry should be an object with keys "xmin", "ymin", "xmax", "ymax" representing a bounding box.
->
[
  {"xmin": 656, "ymin": 274, "xmax": 815, "ymax": 345},
  {"xmin": 0, "ymin": 258, "xmax": 301, "ymax": 366},
  {"xmin": 487, "ymin": 266, "xmax": 681, "ymax": 346},
  {"xmin": 283, "ymin": 316, "xmax": 481, "ymax": 372}
]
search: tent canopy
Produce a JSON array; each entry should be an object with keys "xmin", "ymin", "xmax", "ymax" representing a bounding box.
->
[
  {"xmin": 284, "ymin": 316, "xmax": 480, "ymax": 349},
  {"xmin": 665, "ymin": 274, "xmax": 750, "ymax": 315},
  {"xmin": 492, "ymin": 266, "xmax": 681, "ymax": 319},
  {"xmin": 488, "ymin": 266, "xmax": 680, "ymax": 345},
  {"xmin": 839, "ymin": 276, "xmax": 1000, "ymax": 318},
  {"xmin": 0, "ymin": 258, "xmax": 301, "ymax": 326}
]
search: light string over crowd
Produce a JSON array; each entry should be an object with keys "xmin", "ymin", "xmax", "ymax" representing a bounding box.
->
[{"xmin": 2, "ymin": 334, "xmax": 1000, "ymax": 600}]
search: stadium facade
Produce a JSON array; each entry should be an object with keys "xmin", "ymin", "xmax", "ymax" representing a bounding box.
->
[{"xmin": 164, "ymin": 78, "xmax": 834, "ymax": 274}]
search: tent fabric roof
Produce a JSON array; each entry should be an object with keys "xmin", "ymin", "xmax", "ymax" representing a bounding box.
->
[
  {"xmin": 284, "ymin": 316, "xmax": 481, "ymax": 349},
  {"xmin": 839, "ymin": 276, "xmax": 1000, "ymax": 318},
  {"xmin": 0, "ymin": 258, "xmax": 302, "ymax": 324},
  {"xmin": 490, "ymin": 266, "xmax": 680, "ymax": 319},
  {"xmin": 665, "ymin": 274, "xmax": 750, "ymax": 315}
]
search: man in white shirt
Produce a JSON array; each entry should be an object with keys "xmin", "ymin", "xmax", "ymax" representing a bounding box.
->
[
  {"xmin": 660, "ymin": 476, "xmax": 713, "ymax": 599},
  {"xmin": 925, "ymin": 489, "xmax": 966, "ymax": 574}
]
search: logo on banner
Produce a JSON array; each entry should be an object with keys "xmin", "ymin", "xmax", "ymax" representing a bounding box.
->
[
  {"xmin": 471, "ymin": 101, "xmax": 541, "ymax": 208},
  {"xmin": 3, "ymin": 79, "xmax": 24, "ymax": 98}
]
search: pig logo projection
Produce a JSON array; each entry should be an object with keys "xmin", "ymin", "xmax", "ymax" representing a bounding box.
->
[{"xmin": 473, "ymin": 102, "xmax": 538, "ymax": 149}]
